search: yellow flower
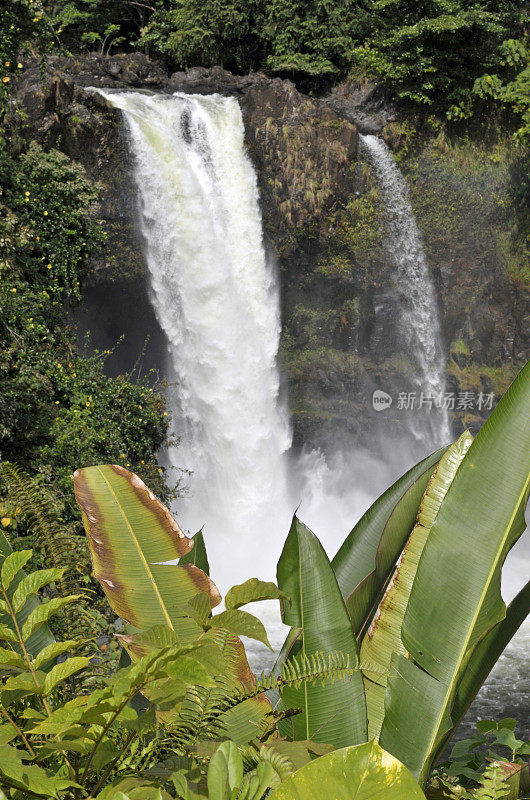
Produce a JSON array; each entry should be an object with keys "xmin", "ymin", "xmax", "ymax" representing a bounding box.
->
[
  {"xmin": 1, "ymin": 518, "xmax": 11, "ymax": 528},
  {"xmin": 85, "ymin": 401, "xmax": 91, "ymax": 407},
  {"xmin": 4, "ymin": 62, "xmax": 9, "ymax": 67},
  {"xmin": 2, "ymin": 78, "xmax": 10, "ymax": 84},
  {"xmin": 11, "ymin": 288, "xmax": 16, "ymax": 293},
  {"xmin": 43, "ymin": 210, "xmax": 48, "ymax": 216},
  {"xmin": 25, "ymin": 191, "xmax": 30, "ymax": 196},
  {"xmin": 17, "ymin": 63, "xmax": 23, "ymax": 69},
  {"xmin": 46, "ymin": 264, "xmax": 52, "ymax": 269}
]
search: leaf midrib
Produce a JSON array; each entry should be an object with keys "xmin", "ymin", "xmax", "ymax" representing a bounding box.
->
[
  {"xmin": 96, "ymin": 467, "xmax": 174, "ymax": 630},
  {"xmin": 417, "ymin": 471, "xmax": 529, "ymax": 780}
]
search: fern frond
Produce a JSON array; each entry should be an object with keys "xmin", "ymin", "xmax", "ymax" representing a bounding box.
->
[
  {"xmin": 0, "ymin": 462, "xmax": 95, "ymax": 641},
  {"xmin": 475, "ymin": 762, "xmax": 511, "ymax": 799},
  {"xmin": 240, "ymin": 744, "xmax": 294, "ymax": 783},
  {"xmin": 166, "ymin": 649, "xmax": 360, "ymax": 750},
  {"xmin": 276, "ymin": 650, "xmax": 357, "ymax": 690}
]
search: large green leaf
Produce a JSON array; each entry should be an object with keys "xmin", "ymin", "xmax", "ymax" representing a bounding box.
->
[
  {"xmin": 74, "ymin": 465, "xmax": 221, "ymax": 643},
  {"xmin": 207, "ymin": 740, "xmax": 244, "ymax": 800},
  {"xmin": 362, "ymin": 432, "xmax": 472, "ymax": 739},
  {"xmin": 0, "ymin": 532, "xmax": 55, "ymax": 658},
  {"xmin": 224, "ymin": 578, "xmax": 287, "ymax": 610},
  {"xmin": 268, "ymin": 740, "xmax": 427, "ymax": 799},
  {"xmin": 276, "ymin": 516, "xmax": 367, "ymax": 748},
  {"xmin": 380, "ymin": 364, "xmax": 530, "ymax": 784},
  {"xmin": 179, "ymin": 529, "xmax": 210, "ymax": 575},
  {"xmin": 332, "ymin": 447, "xmax": 445, "ymax": 635},
  {"xmin": 432, "ymin": 578, "xmax": 530, "ymax": 766}
]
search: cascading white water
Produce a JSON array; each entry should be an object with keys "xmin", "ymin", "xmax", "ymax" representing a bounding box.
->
[
  {"xmin": 95, "ymin": 89, "xmax": 294, "ymax": 589},
  {"xmin": 360, "ymin": 135, "xmax": 451, "ymax": 447}
]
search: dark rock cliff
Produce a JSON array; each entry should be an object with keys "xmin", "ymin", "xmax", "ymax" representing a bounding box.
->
[{"xmin": 7, "ymin": 54, "xmax": 528, "ymax": 451}]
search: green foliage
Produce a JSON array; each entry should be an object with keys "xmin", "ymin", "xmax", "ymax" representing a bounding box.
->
[
  {"xmin": 474, "ymin": 38, "xmax": 530, "ymax": 143},
  {"xmin": 0, "ymin": 140, "xmax": 170, "ymax": 527},
  {"xmin": 0, "ymin": 463, "xmax": 96, "ymax": 643},
  {"xmin": 276, "ymin": 516, "xmax": 367, "ymax": 749},
  {"xmin": 352, "ymin": 1, "xmax": 526, "ymax": 119},
  {"xmin": 136, "ymin": 0, "xmax": 362, "ymax": 78},
  {"xmin": 0, "ymin": 141, "xmax": 104, "ymax": 303},
  {"xmin": 430, "ymin": 719, "xmax": 530, "ymax": 797},
  {"xmin": 259, "ymin": 0, "xmax": 361, "ymax": 78},
  {"xmin": 205, "ymin": 740, "xmax": 277, "ymax": 800},
  {"xmin": 0, "ymin": 0, "xmax": 55, "ymax": 116},
  {"xmin": 272, "ymin": 364, "xmax": 529, "ymax": 787},
  {"xmin": 0, "ymin": 558, "xmax": 217, "ymax": 798},
  {"xmin": 137, "ymin": 0, "xmax": 262, "ymax": 73},
  {"xmin": 267, "ymin": 739, "xmax": 428, "ymax": 799},
  {"xmin": 3, "ymin": 0, "xmax": 527, "ymax": 126},
  {"xmin": 0, "ymin": 533, "xmax": 362, "ymax": 798}
]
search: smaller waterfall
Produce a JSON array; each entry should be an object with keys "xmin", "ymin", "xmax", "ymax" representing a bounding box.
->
[{"xmin": 360, "ymin": 135, "xmax": 450, "ymax": 447}]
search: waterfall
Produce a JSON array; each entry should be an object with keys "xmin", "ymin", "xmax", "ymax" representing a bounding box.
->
[
  {"xmin": 360, "ymin": 135, "xmax": 451, "ymax": 447},
  {"xmin": 85, "ymin": 93, "xmax": 526, "ymax": 713},
  {"xmin": 95, "ymin": 89, "xmax": 294, "ymax": 588}
]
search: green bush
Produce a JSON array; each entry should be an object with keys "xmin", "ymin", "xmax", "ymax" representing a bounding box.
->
[{"xmin": 0, "ymin": 141, "xmax": 170, "ymax": 528}]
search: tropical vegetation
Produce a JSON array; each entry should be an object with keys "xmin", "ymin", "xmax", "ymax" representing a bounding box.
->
[
  {"xmin": 0, "ymin": 1, "xmax": 529, "ymax": 796},
  {"xmin": 1, "ymin": 0, "xmax": 529, "ymax": 137},
  {"xmin": 0, "ymin": 362, "xmax": 527, "ymax": 797}
]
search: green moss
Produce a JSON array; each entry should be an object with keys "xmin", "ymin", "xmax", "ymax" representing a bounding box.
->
[
  {"xmin": 447, "ymin": 361, "xmax": 519, "ymax": 396},
  {"xmin": 381, "ymin": 119, "xmax": 417, "ymax": 162},
  {"xmin": 504, "ymin": 244, "xmax": 530, "ymax": 289},
  {"xmin": 317, "ymin": 188, "xmax": 385, "ymax": 283},
  {"xmin": 450, "ymin": 339, "xmax": 471, "ymax": 357}
]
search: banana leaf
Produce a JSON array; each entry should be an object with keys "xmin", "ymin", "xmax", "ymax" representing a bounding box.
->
[
  {"xmin": 267, "ymin": 740, "xmax": 427, "ymax": 800},
  {"xmin": 179, "ymin": 530, "xmax": 210, "ymax": 575},
  {"xmin": 75, "ymin": 466, "xmax": 271, "ymax": 742},
  {"xmin": 276, "ymin": 516, "xmax": 367, "ymax": 748},
  {"xmin": 380, "ymin": 364, "xmax": 530, "ymax": 784},
  {"xmin": 362, "ymin": 432, "xmax": 472, "ymax": 739},
  {"xmin": 74, "ymin": 465, "xmax": 221, "ymax": 643},
  {"xmin": 431, "ymin": 578, "xmax": 530, "ymax": 766},
  {"xmin": 332, "ymin": 447, "xmax": 445, "ymax": 635}
]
